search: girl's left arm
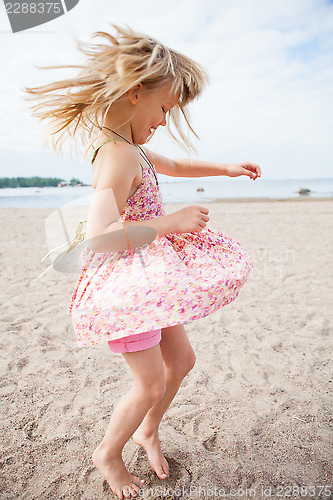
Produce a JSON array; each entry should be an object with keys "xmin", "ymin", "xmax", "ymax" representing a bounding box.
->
[{"xmin": 175, "ymin": 158, "xmax": 261, "ymax": 180}]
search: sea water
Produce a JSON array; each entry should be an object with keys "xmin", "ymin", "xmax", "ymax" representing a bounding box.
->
[{"xmin": 0, "ymin": 178, "xmax": 332, "ymax": 208}]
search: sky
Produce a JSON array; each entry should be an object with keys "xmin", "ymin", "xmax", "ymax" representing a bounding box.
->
[{"xmin": 0, "ymin": 0, "xmax": 332, "ymax": 183}]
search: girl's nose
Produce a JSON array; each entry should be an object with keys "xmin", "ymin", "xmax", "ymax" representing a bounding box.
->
[{"xmin": 160, "ymin": 116, "xmax": 167, "ymax": 127}]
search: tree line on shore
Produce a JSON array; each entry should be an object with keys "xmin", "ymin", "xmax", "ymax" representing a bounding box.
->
[{"xmin": 0, "ymin": 177, "xmax": 83, "ymax": 188}]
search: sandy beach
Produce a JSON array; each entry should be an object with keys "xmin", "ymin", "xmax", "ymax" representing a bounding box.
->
[{"xmin": 1, "ymin": 199, "xmax": 332, "ymax": 499}]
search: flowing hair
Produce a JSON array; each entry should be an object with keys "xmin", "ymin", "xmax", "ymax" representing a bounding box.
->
[{"xmin": 22, "ymin": 23, "xmax": 210, "ymax": 159}]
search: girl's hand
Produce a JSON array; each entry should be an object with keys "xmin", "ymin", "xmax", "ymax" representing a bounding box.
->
[
  {"xmin": 228, "ymin": 162, "xmax": 261, "ymax": 180},
  {"xmin": 170, "ymin": 205, "xmax": 209, "ymax": 234}
]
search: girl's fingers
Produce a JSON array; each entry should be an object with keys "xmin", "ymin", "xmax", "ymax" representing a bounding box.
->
[
  {"xmin": 243, "ymin": 162, "xmax": 260, "ymax": 171},
  {"xmin": 244, "ymin": 163, "xmax": 261, "ymax": 178}
]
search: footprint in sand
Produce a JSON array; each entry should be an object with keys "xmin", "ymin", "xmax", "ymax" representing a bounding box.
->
[
  {"xmin": 130, "ymin": 448, "xmax": 191, "ymax": 493},
  {"xmin": 203, "ymin": 431, "xmax": 218, "ymax": 452}
]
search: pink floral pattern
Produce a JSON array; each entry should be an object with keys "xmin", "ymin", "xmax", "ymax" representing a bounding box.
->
[{"xmin": 67, "ymin": 157, "xmax": 253, "ymax": 347}]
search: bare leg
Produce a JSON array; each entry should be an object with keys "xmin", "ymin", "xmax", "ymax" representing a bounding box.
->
[
  {"xmin": 133, "ymin": 324, "xmax": 196, "ymax": 479},
  {"xmin": 92, "ymin": 343, "xmax": 166, "ymax": 499}
]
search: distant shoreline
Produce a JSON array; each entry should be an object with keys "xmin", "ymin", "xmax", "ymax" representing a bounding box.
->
[
  {"xmin": 210, "ymin": 196, "xmax": 333, "ymax": 203},
  {"xmin": 0, "ymin": 197, "xmax": 332, "ymax": 211},
  {"xmin": 164, "ymin": 197, "xmax": 333, "ymax": 204}
]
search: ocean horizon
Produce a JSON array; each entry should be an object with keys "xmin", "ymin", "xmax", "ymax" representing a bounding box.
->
[{"xmin": 0, "ymin": 177, "xmax": 332, "ymax": 208}]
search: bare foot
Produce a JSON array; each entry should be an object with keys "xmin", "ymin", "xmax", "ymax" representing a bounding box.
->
[
  {"xmin": 92, "ymin": 446, "xmax": 145, "ymax": 499},
  {"xmin": 132, "ymin": 428, "xmax": 169, "ymax": 480}
]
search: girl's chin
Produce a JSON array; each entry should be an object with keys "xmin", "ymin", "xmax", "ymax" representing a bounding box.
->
[{"xmin": 135, "ymin": 129, "xmax": 154, "ymax": 145}]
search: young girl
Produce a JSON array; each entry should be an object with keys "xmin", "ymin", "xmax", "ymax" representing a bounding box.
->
[{"xmin": 25, "ymin": 24, "xmax": 261, "ymax": 499}]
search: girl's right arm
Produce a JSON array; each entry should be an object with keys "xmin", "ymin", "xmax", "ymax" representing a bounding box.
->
[{"xmin": 86, "ymin": 144, "xmax": 209, "ymax": 253}]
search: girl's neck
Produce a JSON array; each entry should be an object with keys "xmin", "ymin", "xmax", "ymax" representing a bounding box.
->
[{"xmin": 100, "ymin": 120, "xmax": 134, "ymax": 145}]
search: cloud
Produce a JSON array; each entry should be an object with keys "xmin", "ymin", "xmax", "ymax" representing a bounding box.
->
[{"xmin": 0, "ymin": 0, "xmax": 332, "ymax": 180}]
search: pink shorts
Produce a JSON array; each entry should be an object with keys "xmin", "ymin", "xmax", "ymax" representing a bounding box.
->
[{"xmin": 107, "ymin": 329, "xmax": 162, "ymax": 353}]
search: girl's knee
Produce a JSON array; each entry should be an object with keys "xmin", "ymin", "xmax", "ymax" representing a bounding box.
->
[
  {"xmin": 151, "ymin": 381, "xmax": 167, "ymax": 403},
  {"xmin": 188, "ymin": 351, "xmax": 196, "ymax": 372},
  {"xmin": 183, "ymin": 351, "xmax": 196, "ymax": 374},
  {"xmin": 135, "ymin": 377, "xmax": 166, "ymax": 405},
  {"xmin": 170, "ymin": 351, "xmax": 196, "ymax": 379}
]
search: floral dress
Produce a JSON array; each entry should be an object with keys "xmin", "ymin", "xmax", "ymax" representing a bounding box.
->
[{"xmin": 67, "ymin": 141, "xmax": 253, "ymax": 347}]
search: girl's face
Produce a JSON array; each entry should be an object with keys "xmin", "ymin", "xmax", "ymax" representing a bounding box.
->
[{"xmin": 130, "ymin": 83, "xmax": 180, "ymax": 144}]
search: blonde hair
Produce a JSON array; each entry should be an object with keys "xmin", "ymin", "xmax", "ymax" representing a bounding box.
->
[{"xmin": 22, "ymin": 23, "xmax": 210, "ymax": 159}]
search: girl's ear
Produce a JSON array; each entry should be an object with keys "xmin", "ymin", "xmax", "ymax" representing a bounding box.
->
[{"xmin": 128, "ymin": 82, "xmax": 143, "ymax": 105}]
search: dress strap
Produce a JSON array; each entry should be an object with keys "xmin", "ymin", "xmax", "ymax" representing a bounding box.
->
[
  {"xmin": 91, "ymin": 138, "xmax": 123, "ymax": 165},
  {"xmin": 136, "ymin": 144, "xmax": 159, "ymax": 186}
]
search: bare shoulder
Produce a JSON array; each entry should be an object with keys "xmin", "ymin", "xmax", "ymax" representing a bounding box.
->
[
  {"xmin": 140, "ymin": 146, "xmax": 177, "ymax": 176},
  {"xmin": 93, "ymin": 140, "xmax": 138, "ymax": 168},
  {"xmin": 92, "ymin": 141, "xmax": 140, "ymax": 190}
]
